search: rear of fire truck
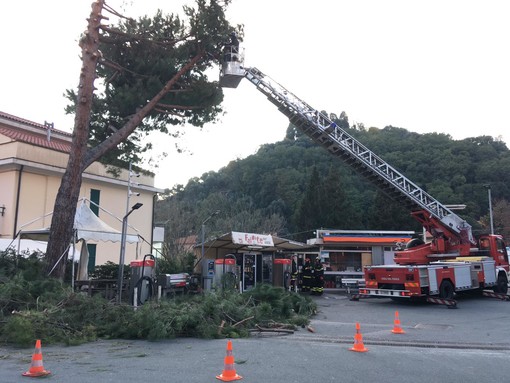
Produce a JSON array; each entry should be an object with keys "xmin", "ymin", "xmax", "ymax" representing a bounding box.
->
[{"xmin": 360, "ymin": 234, "xmax": 509, "ymax": 303}]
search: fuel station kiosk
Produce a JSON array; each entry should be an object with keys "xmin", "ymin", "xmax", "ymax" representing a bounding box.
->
[{"xmin": 196, "ymin": 231, "xmax": 314, "ymax": 292}]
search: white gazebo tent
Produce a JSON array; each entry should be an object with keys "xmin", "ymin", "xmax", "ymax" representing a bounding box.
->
[{"xmin": 17, "ymin": 200, "xmax": 140, "ymax": 284}]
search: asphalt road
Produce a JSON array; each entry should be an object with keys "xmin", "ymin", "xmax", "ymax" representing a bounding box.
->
[{"xmin": 1, "ymin": 290, "xmax": 509, "ymax": 383}]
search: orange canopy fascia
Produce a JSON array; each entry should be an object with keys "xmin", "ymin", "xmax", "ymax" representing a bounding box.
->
[{"xmin": 323, "ymin": 237, "xmax": 411, "ymax": 244}]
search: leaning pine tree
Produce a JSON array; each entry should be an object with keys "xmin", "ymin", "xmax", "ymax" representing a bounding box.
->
[{"xmin": 46, "ymin": 0, "xmax": 239, "ymax": 278}]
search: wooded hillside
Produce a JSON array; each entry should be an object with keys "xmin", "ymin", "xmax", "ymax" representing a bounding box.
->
[{"xmin": 155, "ymin": 113, "xmax": 510, "ymax": 251}]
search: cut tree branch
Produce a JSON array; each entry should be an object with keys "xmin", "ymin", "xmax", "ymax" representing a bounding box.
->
[{"xmin": 232, "ymin": 316, "xmax": 254, "ymax": 328}]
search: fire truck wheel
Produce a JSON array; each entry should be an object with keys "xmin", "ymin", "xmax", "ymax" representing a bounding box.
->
[
  {"xmin": 439, "ymin": 280, "xmax": 455, "ymax": 300},
  {"xmin": 493, "ymin": 273, "xmax": 508, "ymax": 295}
]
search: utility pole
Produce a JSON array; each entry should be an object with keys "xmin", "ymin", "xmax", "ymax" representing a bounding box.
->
[
  {"xmin": 484, "ymin": 184, "xmax": 494, "ymax": 235},
  {"xmin": 200, "ymin": 210, "xmax": 220, "ymax": 265},
  {"xmin": 126, "ymin": 162, "xmax": 140, "ymax": 216},
  {"xmin": 117, "ymin": 163, "xmax": 142, "ymax": 303}
]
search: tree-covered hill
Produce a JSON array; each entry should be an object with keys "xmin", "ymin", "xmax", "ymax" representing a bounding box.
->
[{"xmin": 155, "ymin": 114, "xmax": 510, "ymax": 251}]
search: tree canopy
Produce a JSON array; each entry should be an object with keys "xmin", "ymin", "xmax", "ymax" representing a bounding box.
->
[{"xmin": 65, "ymin": 0, "xmax": 237, "ymax": 169}]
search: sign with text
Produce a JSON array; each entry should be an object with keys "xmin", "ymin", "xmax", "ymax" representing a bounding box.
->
[{"xmin": 232, "ymin": 231, "xmax": 274, "ymax": 247}]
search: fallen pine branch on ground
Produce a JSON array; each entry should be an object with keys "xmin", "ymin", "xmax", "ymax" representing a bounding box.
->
[{"xmin": 250, "ymin": 324, "xmax": 295, "ymax": 334}]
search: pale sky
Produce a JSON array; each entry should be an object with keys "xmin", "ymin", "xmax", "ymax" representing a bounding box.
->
[{"xmin": 1, "ymin": 0, "xmax": 509, "ymax": 189}]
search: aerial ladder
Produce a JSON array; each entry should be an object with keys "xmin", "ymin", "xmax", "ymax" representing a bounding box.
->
[
  {"xmin": 220, "ymin": 46, "xmax": 509, "ymax": 303},
  {"xmin": 220, "ymin": 53, "xmax": 474, "ymax": 263}
]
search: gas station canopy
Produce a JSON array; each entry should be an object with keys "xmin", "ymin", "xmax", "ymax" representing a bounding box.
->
[{"xmin": 198, "ymin": 231, "xmax": 312, "ymax": 253}]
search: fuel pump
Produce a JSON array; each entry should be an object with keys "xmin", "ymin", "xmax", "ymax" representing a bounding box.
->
[
  {"xmin": 214, "ymin": 256, "xmax": 238, "ymax": 290},
  {"xmin": 273, "ymin": 258, "xmax": 291, "ymax": 290},
  {"xmin": 202, "ymin": 259, "xmax": 215, "ymax": 291},
  {"xmin": 130, "ymin": 254, "xmax": 155, "ymax": 305}
]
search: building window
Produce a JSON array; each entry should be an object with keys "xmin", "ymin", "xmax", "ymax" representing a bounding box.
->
[
  {"xmin": 328, "ymin": 251, "xmax": 362, "ymax": 272},
  {"xmin": 87, "ymin": 244, "xmax": 97, "ymax": 273},
  {"xmin": 90, "ymin": 189, "xmax": 100, "ymax": 216}
]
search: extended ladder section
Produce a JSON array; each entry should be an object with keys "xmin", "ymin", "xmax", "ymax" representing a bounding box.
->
[{"xmin": 243, "ymin": 67, "xmax": 474, "ymax": 243}]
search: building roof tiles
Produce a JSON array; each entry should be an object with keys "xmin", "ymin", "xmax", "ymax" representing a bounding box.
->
[{"xmin": 0, "ymin": 111, "xmax": 73, "ymax": 153}]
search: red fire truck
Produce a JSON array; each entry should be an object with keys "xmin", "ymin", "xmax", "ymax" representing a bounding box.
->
[{"xmin": 220, "ymin": 44, "xmax": 509, "ymax": 306}]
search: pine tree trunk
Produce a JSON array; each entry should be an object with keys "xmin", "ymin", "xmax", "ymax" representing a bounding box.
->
[
  {"xmin": 45, "ymin": 163, "xmax": 84, "ymax": 277},
  {"xmin": 45, "ymin": 0, "xmax": 104, "ymax": 278}
]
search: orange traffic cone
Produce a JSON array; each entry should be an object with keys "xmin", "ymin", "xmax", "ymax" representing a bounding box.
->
[
  {"xmin": 22, "ymin": 339, "xmax": 51, "ymax": 377},
  {"xmin": 216, "ymin": 340, "xmax": 242, "ymax": 381},
  {"xmin": 349, "ymin": 322, "xmax": 368, "ymax": 352},
  {"xmin": 391, "ymin": 311, "xmax": 406, "ymax": 334}
]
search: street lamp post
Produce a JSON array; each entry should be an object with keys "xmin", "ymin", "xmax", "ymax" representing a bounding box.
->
[
  {"xmin": 117, "ymin": 202, "xmax": 143, "ymax": 303},
  {"xmin": 484, "ymin": 184, "xmax": 494, "ymax": 235},
  {"xmin": 200, "ymin": 210, "xmax": 220, "ymax": 272}
]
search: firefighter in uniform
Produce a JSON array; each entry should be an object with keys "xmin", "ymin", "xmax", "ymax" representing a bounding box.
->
[
  {"xmin": 290, "ymin": 256, "xmax": 298, "ymax": 292},
  {"xmin": 302, "ymin": 258, "xmax": 313, "ymax": 293},
  {"xmin": 311, "ymin": 258, "xmax": 324, "ymax": 295},
  {"xmin": 223, "ymin": 32, "xmax": 240, "ymax": 62}
]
